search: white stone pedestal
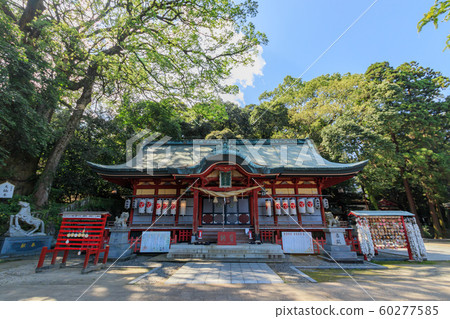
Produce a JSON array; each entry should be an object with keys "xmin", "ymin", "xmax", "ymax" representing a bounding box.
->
[
  {"xmin": 321, "ymin": 228, "xmax": 359, "ymax": 262},
  {"xmin": 108, "ymin": 229, "xmax": 132, "ymax": 259}
]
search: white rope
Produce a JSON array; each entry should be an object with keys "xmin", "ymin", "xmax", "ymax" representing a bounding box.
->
[{"xmin": 192, "ymin": 186, "xmax": 260, "ymax": 198}]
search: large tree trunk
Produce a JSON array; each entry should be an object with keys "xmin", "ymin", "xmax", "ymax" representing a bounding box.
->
[
  {"xmin": 33, "ymin": 79, "xmax": 94, "ymax": 207},
  {"xmin": 390, "ymin": 133, "xmax": 423, "ymax": 232},
  {"xmin": 400, "ymin": 168, "xmax": 423, "ymax": 234},
  {"xmin": 0, "ymin": 150, "xmax": 39, "ymax": 195},
  {"xmin": 18, "ymin": 0, "xmax": 45, "ymax": 31},
  {"xmin": 427, "ymin": 194, "xmax": 445, "ymax": 238}
]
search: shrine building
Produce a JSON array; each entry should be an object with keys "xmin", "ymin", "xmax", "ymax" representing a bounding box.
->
[{"xmin": 88, "ymin": 139, "xmax": 368, "ymax": 246}]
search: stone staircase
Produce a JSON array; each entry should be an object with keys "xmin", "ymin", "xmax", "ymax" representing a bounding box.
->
[{"xmin": 167, "ymin": 243, "xmax": 285, "ymax": 260}]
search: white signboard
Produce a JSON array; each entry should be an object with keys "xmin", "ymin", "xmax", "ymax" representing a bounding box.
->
[
  {"xmin": 0, "ymin": 182, "xmax": 14, "ymax": 198},
  {"xmin": 140, "ymin": 231, "xmax": 171, "ymax": 253},
  {"xmin": 282, "ymin": 232, "xmax": 314, "ymax": 254}
]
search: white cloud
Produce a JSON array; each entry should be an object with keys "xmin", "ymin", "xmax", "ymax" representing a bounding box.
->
[
  {"xmin": 220, "ymin": 90, "xmax": 246, "ymax": 105},
  {"xmin": 220, "ymin": 45, "xmax": 266, "ymax": 105}
]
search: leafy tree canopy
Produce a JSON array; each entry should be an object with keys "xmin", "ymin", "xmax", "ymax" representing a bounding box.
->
[{"xmin": 418, "ymin": 0, "xmax": 450, "ymax": 49}]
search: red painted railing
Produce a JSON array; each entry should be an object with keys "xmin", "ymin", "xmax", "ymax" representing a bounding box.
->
[
  {"xmin": 129, "ymin": 237, "xmax": 141, "ymax": 253},
  {"xmin": 345, "ymin": 235, "xmax": 362, "ymax": 254},
  {"xmin": 313, "ymin": 237, "xmax": 326, "ymax": 254},
  {"xmin": 261, "ymin": 230, "xmax": 274, "ymax": 243},
  {"xmin": 177, "ymin": 230, "xmax": 192, "ymax": 242}
]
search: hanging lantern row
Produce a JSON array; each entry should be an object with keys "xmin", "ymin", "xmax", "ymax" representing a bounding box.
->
[
  {"xmin": 265, "ymin": 197, "xmax": 326, "ymax": 216},
  {"xmin": 128, "ymin": 198, "xmax": 187, "ymax": 216}
]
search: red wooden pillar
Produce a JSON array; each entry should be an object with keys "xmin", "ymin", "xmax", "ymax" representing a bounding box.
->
[
  {"xmin": 249, "ymin": 191, "xmax": 254, "ymax": 226},
  {"xmin": 198, "ymin": 195, "xmax": 203, "ymax": 228},
  {"xmin": 192, "ymin": 188, "xmax": 199, "ymax": 236},
  {"xmin": 83, "ymin": 250, "xmax": 91, "ymax": 270},
  {"xmin": 294, "ymin": 179, "xmax": 302, "ymax": 225},
  {"xmin": 37, "ymin": 246, "xmax": 48, "ymax": 269},
  {"xmin": 272, "ymin": 182, "xmax": 278, "ymax": 226},
  {"xmin": 51, "ymin": 250, "xmax": 58, "ymax": 265},
  {"xmin": 61, "ymin": 250, "xmax": 69, "ymax": 264},
  {"xmin": 103, "ymin": 246, "xmax": 110, "ymax": 264},
  {"xmin": 130, "ymin": 179, "xmax": 137, "ymax": 226},
  {"xmin": 174, "ymin": 187, "xmax": 180, "ymax": 226},
  {"xmin": 401, "ymin": 216, "xmax": 414, "ymax": 260},
  {"xmin": 151, "ymin": 183, "xmax": 159, "ymax": 224},
  {"xmin": 317, "ymin": 179, "xmax": 326, "ymax": 227},
  {"xmin": 252, "ymin": 189, "xmax": 260, "ymax": 236}
]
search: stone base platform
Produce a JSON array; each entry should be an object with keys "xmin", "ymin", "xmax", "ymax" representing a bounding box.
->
[
  {"xmin": 107, "ymin": 229, "xmax": 132, "ymax": 260},
  {"xmin": 320, "ymin": 228, "xmax": 360, "ymax": 263},
  {"xmin": 167, "ymin": 243, "xmax": 285, "ymax": 260},
  {"xmin": 0, "ymin": 235, "xmax": 53, "ymax": 256}
]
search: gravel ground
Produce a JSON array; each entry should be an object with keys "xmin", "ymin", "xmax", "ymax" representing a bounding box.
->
[{"xmin": 0, "ymin": 253, "xmax": 396, "ymax": 288}]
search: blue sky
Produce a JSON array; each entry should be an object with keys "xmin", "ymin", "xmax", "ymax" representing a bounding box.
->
[{"xmin": 229, "ymin": 0, "xmax": 450, "ymax": 106}]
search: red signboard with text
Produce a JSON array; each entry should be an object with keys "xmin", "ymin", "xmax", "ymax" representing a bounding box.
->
[{"xmin": 217, "ymin": 231, "xmax": 236, "ymax": 245}]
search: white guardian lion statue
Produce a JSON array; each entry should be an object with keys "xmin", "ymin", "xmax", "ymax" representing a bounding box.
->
[
  {"xmin": 325, "ymin": 211, "xmax": 340, "ymax": 228},
  {"xmin": 114, "ymin": 212, "xmax": 129, "ymax": 228},
  {"xmin": 6, "ymin": 201, "xmax": 46, "ymax": 237}
]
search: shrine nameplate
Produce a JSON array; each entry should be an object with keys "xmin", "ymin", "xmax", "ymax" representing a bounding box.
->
[
  {"xmin": 0, "ymin": 182, "xmax": 14, "ymax": 198},
  {"xmin": 217, "ymin": 231, "xmax": 236, "ymax": 245}
]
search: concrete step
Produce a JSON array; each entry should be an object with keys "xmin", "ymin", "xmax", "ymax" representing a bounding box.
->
[
  {"xmin": 167, "ymin": 243, "xmax": 285, "ymax": 260},
  {"xmin": 320, "ymin": 247, "xmax": 360, "ymax": 262},
  {"xmin": 197, "ymin": 229, "xmax": 252, "ymax": 244}
]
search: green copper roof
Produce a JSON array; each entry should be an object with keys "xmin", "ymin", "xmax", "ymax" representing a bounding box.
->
[{"xmin": 88, "ymin": 139, "xmax": 368, "ymax": 177}]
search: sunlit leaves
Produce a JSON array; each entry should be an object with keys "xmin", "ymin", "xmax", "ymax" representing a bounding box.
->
[{"xmin": 418, "ymin": 0, "xmax": 450, "ymax": 50}]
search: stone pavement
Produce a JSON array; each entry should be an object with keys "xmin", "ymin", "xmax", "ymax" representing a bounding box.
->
[
  {"xmin": 1, "ymin": 239, "xmax": 450, "ymax": 301},
  {"xmin": 164, "ymin": 262, "xmax": 283, "ymax": 284}
]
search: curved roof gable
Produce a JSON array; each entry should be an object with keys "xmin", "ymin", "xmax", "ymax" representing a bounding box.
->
[{"xmin": 88, "ymin": 139, "xmax": 368, "ymax": 177}]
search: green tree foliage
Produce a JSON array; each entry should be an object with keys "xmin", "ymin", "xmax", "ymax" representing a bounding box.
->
[
  {"xmin": 249, "ymin": 102, "xmax": 289, "ymax": 138},
  {"xmin": 0, "ymin": 0, "xmax": 267, "ymax": 206},
  {"xmin": 418, "ymin": 0, "xmax": 450, "ymax": 50},
  {"xmin": 363, "ymin": 62, "xmax": 449, "ymax": 237},
  {"xmin": 117, "ymin": 97, "xmax": 183, "ymax": 138},
  {"xmin": 0, "ymin": 6, "xmax": 59, "ymax": 193},
  {"xmin": 51, "ymin": 108, "xmax": 129, "ymax": 202},
  {"xmin": 259, "ymin": 62, "xmax": 449, "ymax": 238}
]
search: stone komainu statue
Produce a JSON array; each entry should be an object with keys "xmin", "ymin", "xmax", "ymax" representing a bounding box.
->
[
  {"xmin": 114, "ymin": 212, "xmax": 129, "ymax": 228},
  {"xmin": 325, "ymin": 211, "xmax": 340, "ymax": 228}
]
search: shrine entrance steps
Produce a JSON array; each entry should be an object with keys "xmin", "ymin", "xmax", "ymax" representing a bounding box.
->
[
  {"xmin": 166, "ymin": 243, "xmax": 285, "ymax": 260},
  {"xmin": 197, "ymin": 226, "xmax": 252, "ymax": 244}
]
